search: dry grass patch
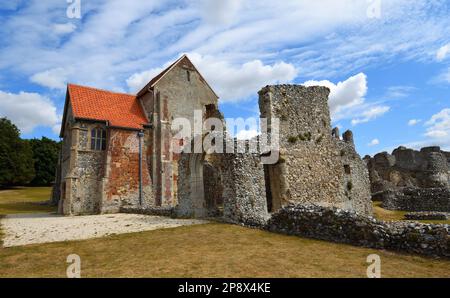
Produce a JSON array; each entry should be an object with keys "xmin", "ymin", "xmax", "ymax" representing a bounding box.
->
[
  {"xmin": 372, "ymin": 201, "xmax": 450, "ymax": 225},
  {"xmin": 0, "ymin": 223, "xmax": 449, "ymax": 278},
  {"xmin": 0, "ymin": 187, "xmax": 55, "ymax": 215},
  {"xmin": 0, "ymin": 215, "xmax": 4, "ymax": 248}
]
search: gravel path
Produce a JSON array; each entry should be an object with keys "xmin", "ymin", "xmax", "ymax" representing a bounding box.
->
[{"xmin": 1, "ymin": 213, "xmax": 208, "ymax": 247}]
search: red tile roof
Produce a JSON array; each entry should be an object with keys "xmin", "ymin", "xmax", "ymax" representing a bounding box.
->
[{"xmin": 67, "ymin": 84, "xmax": 148, "ymax": 130}]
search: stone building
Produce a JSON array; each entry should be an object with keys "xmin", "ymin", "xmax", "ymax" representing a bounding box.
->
[
  {"xmin": 364, "ymin": 146, "xmax": 450, "ymax": 211},
  {"xmin": 53, "ymin": 55, "xmax": 372, "ymax": 220},
  {"xmin": 54, "ymin": 55, "xmax": 218, "ymax": 215}
]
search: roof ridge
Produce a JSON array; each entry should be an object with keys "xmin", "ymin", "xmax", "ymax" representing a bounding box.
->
[{"xmin": 68, "ymin": 83, "xmax": 135, "ymax": 97}]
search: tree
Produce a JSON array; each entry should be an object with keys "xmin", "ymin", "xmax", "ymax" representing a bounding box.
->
[
  {"xmin": 0, "ymin": 118, "xmax": 35, "ymax": 187},
  {"xmin": 28, "ymin": 137, "xmax": 61, "ymax": 186}
]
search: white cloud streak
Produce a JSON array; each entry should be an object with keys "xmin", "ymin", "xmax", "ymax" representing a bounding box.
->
[
  {"xmin": 127, "ymin": 53, "xmax": 298, "ymax": 102},
  {"xmin": 408, "ymin": 119, "xmax": 421, "ymax": 126},
  {"xmin": 368, "ymin": 139, "xmax": 380, "ymax": 147},
  {"xmin": 0, "ymin": 0, "xmax": 449, "ymax": 136},
  {"xmin": 304, "ymin": 73, "xmax": 390, "ymax": 125},
  {"xmin": 0, "ymin": 90, "xmax": 60, "ymax": 134},
  {"xmin": 436, "ymin": 43, "xmax": 450, "ymax": 62}
]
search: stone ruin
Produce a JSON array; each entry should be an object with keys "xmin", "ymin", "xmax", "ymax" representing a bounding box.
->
[
  {"xmin": 364, "ymin": 146, "xmax": 450, "ymax": 212},
  {"xmin": 53, "ymin": 56, "xmax": 450, "ymax": 257},
  {"xmin": 172, "ymin": 84, "xmax": 373, "ymax": 226},
  {"xmin": 54, "ymin": 54, "xmax": 372, "ymax": 222}
]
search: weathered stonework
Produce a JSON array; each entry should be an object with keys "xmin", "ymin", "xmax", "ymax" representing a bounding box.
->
[
  {"xmin": 405, "ymin": 212, "xmax": 450, "ymax": 221},
  {"xmin": 54, "ymin": 57, "xmax": 372, "ymax": 226},
  {"xmin": 267, "ymin": 204, "xmax": 450, "ymax": 258},
  {"xmin": 365, "ymin": 146, "xmax": 450, "ymax": 212},
  {"xmin": 380, "ymin": 187, "xmax": 450, "ymax": 212},
  {"xmin": 258, "ymin": 85, "xmax": 372, "ymax": 216}
]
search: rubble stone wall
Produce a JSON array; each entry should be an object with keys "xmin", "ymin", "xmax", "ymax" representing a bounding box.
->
[
  {"xmin": 365, "ymin": 146, "xmax": 450, "ymax": 212},
  {"xmin": 258, "ymin": 85, "xmax": 372, "ymax": 216},
  {"xmin": 381, "ymin": 187, "xmax": 450, "ymax": 212},
  {"xmin": 365, "ymin": 146, "xmax": 450, "ymax": 193},
  {"xmin": 267, "ymin": 204, "xmax": 450, "ymax": 258},
  {"xmin": 175, "ymin": 151, "xmax": 269, "ymax": 225}
]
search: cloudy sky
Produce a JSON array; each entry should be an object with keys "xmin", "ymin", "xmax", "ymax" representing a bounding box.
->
[{"xmin": 0, "ymin": 0, "xmax": 449, "ymax": 155}]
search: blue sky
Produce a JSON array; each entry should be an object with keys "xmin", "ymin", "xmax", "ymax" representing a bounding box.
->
[{"xmin": 0, "ymin": 0, "xmax": 450, "ymax": 156}]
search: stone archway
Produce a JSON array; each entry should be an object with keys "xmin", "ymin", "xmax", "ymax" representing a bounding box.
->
[{"xmin": 176, "ymin": 152, "xmax": 225, "ymax": 218}]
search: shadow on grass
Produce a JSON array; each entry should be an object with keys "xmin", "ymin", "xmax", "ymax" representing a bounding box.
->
[
  {"xmin": 0, "ymin": 202, "xmax": 56, "ymax": 215},
  {"xmin": 0, "ymin": 187, "xmax": 56, "ymax": 215}
]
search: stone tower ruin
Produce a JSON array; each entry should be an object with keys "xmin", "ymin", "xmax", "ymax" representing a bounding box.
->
[{"xmin": 259, "ymin": 85, "xmax": 373, "ymax": 216}]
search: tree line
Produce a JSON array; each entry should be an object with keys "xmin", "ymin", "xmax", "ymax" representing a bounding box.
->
[{"xmin": 0, "ymin": 117, "xmax": 60, "ymax": 188}]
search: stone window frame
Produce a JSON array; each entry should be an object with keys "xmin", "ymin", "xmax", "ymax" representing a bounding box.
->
[{"xmin": 90, "ymin": 126, "xmax": 107, "ymax": 151}]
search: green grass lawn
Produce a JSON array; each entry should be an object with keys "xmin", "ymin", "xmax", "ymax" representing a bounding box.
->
[
  {"xmin": 0, "ymin": 187, "xmax": 56, "ymax": 215},
  {"xmin": 0, "ymin": 223, "xmax": 449, "ymax": 278}
]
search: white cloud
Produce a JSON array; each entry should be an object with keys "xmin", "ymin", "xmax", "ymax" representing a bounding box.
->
[
  {"xmin": 436, "ymin": 43, "xmax": 450, "ymax": 62},
  {"xmin": 424, "ymin": 108, "xmax": 450, "ymax": 140},
  {"xmin": 304, "ymin": 73, "xmax": 390, "ymax": 125},
  {"xmin": 52, "ymin": 23, "xmax": 77, "ymax": 35},
  {"xmin": 235, "ymin": 129, "xmax": 259, "ymax": 140},
  {"xmin": 368, "ymin": 139, "xmax": 380, "ymax": 147},
  {"xmin": 408, "ymin": 119, "xmax": 421, "ymax": 126},
  {"xmin": 304, "ymin": 73, "xmax": 367, "ymax": 117},
  {"xmin": 201, "ymin": 0, "xmax": 241, "ymax": 25},
  {"xmin": 0, "ymin": 0, "xmax": 449, "ymax": 143},
  {"xmin": 0, "ymin": 90, "xmax": 59, "ymax": 134},
  {"xmin": 30, "ymin": 68, "xmax": 72, "ymax": 90},
  {"xmin": 389, "ymin": 108, "xmax": 450, "ymax": 151},
  {"xmin": 440, "ymin": 68, "xmax": 450, "ymax": 84},
  {"xmin": 126, "ymin": 68, "xmax": 164, "ymax": 93},
  {"xmin": 385, "ymin": 86, "xmax": 415, "ymax": 99},
  {"xmin": 351, "ymin": 106, "xmax": 390, "ymax": 126},
  {"xmin": 127, "ymin": 53, "xmax": 298, "ymax": 102},
  {"xmin": 52, "ymin": 124, "xmax": 61, "ymax": 135},
  {"xmin": 1, "ymin": 0, "xmax": 448, "ymax": 95}
]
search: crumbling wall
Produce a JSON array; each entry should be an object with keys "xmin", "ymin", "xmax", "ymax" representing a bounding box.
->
[
  {"xmin": 267, "ymin": 204, "xmax": 450, "ymax": 258},
  {"xmin": 175, "ymin": 150, "xmax": 269, "ymax": 225},
  {"xmin": 258, "ymin": 85, "xmax": 372, "ymax": 216},
  {"xmin": 365, "ymin": 146, "xmax": 450, "ymax": 211},
  {"xmin": 366, "ymin": 146, "xmax": 450, "ymax": 191},
  {"xmin": 381, "ymin": 187, "xmax": 450, "ymax": 212},
  {"xmin": 220, "ymin": 153, "xmax": 269, "ymax": 226},
  {"xmin": 336, "ymin": 140, "xmax": 373, "ymax": 215}
]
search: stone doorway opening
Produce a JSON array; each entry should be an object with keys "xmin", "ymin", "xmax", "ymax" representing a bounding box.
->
[
  {"xmin": 264, "ymin": 162, "xmax": 285, "ymax": 213},
  {"xmin": 187, "ymin": 154, "xmax": 224, "ymax": 218},
  {"xmin": 189, "ymin": 154, "xmax": 206, "ymax": 217}
]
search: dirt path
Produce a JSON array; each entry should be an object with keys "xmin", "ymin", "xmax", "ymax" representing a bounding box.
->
[{"xmin": 0, "ymin": 213, "xmax": 208, "ymax": 247}]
